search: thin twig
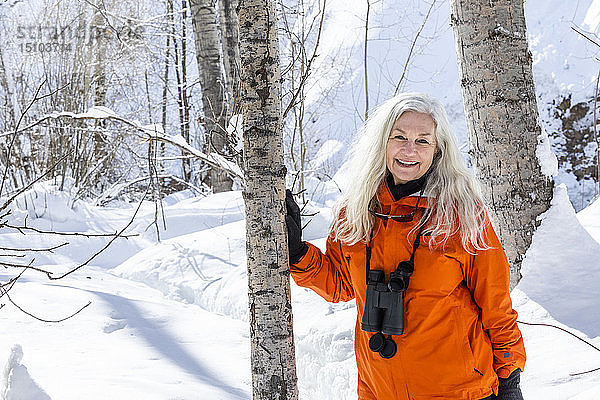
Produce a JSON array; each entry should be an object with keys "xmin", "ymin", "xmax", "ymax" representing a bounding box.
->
[
  {"xmin": 147, "ymin": 123, "xmax": 163, "ymax": 241},
  {"xmin": 571, "ymin": 25, "xmax": 600, "ymax": 48},
  {"xmin": 0, "ymin": 262, "xmax": 53, "ymax": 275},
  {"xmin": 94, "ymin": 173, "xmax": 205, "ymax": 205},
  {"xmin": 2, "ymin": 223, "xmax": 137, "ymax": 238},
  {"xmin": 0, "ymin": 267, "xmax": 27, "ymax": 295},
  {"xmin": 0, "ymin": 242, "xmax": 68, "ymax": 252},
  {"xmin": 394, "ymin": 0, "xmax": 437, "ymax": 94},
  {"xmin": 209, "ymin": 129, "xmax": 242, "ymax": 159},
  {"xmin": 5, "ymin": 111, "xmax": 243, "ymax": 180},
  {"xmin": 0, "ymin": 151, "xmax": 74, "ymax": 216},
  {"xmin": 1, "ymin": 80, "xmax": 45, "ymax": 196},
  {"xmin": 517, "ymin": 320, "xmax": 600, "ymax": 376},
  {"xmin": 282, "ymin": 0, "xmax": 328, "ymax": 120},
  {"xmin": 0, "ymin": 80, "xmax": 69, "ymax": 197},
  {"xmin": 517, "ymin": 320, "xmax": 600, "ymax": 352},
  {"xmin": 46, "ymin": 184, "xmax": 150, "ymax": 280},
  {"xmin": 1, "ymin": 286, "xmax": 91, "ymax": 323}
]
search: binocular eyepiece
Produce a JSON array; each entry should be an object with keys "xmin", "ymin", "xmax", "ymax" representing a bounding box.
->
[{"xmin": 360, "ymin": 260, "xmax": 414, "ymax": 359}]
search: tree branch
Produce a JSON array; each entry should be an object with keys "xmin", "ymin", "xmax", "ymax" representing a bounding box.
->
[
  {"xmin": 281, "ymin": 0, "xmax": 327, "ymax": 120},
  {"xmin": 0, "ymin": 242, "xmax": 68, "ymax": 252},
  {"xmin": 1, "ymin": 285, "xmax": 91, "ymax": 323},
  {"xmin": 518, "ymin": 320, "xmax": 600, "ymax": 376},
  {"xmin": 4, "ymin": 109, "xmax": 244, "ymax": 181},
  {"xmin": 394, "ymin": 0, "xmax": 437, "ymax": 94},
  {"xmin": 46, "ymin": 183, "xmax": 150, "ymax": 280},
  {"xmin": 571, "ymin": 24, "xmax": 600, "ymax": 48},
  {"xmin": 1, "ymin": 222, "xmax": 137, "ymax": 239}
]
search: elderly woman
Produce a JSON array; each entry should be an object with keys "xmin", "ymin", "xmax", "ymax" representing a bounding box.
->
[{"xmin": 285, "ymin": 93, "xmax": 525, "ymax": 400}]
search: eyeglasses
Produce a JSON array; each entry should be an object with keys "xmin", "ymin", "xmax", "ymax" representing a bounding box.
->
[{"xmin": 368, "ymin": 194, "xmax": 423, "ymax": 223}]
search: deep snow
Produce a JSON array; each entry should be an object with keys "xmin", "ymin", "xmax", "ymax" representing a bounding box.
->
[{"xmin": 2, "ymin": 177, "xmax": 600, "ymax": 399}]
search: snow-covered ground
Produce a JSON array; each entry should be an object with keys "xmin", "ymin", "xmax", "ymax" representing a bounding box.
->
[{"xmin": 1, "ymin": 177, "xmax": 600, "ymax": 399}]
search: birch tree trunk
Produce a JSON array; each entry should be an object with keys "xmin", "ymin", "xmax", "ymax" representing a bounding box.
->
[
  {"xmin": 218, "ymin": 0, "xmax": 241, "ymax": 105},
  {"xmin": 239, "ymin": 0, "xmax": 298, "ymax": 399},
  {"xmin": 450, "ymin": 0, "xmax": 554, "ymax": 288},
  {"xmin": 90, "ymin": 4, "xmax": 109, "ymax": 193},
  {"xmin": 178, "ymin": 1, "xmax": 192, "ymax": 182},
  {"xmin": 91, "ymin": 6, "xmax": 107, "ymax": 107},
  {"xmin": 0, "ymin": 41, "xmax": 21, "ymax": 189},
  {"xmin": 189, "ymin": 0, "xmax": 233, "ymax": 192}
]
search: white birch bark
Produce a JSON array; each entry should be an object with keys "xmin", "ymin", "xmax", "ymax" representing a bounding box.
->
[
  {"xmin": 189, "ymin": 0, "xmax": 232, "ymax": 192},
  {"xmin": 218, "ymin": 0, "xmax": 241, "ymax": 104},
  {"xmin": 450, "ymin": 0, "xmax": 554, "ymax": 288},
  {"xmin": 90, "ymin": 6, "xmax": 107, "ymax": 107},
  {"xmin": 239, "ymin": 0, "xmax": 298, "ymax": 398}
]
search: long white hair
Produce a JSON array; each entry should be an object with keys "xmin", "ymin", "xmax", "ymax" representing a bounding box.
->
[{"xmin": 330, "ymin": 92, "xmax": 490, "ymax": 251}]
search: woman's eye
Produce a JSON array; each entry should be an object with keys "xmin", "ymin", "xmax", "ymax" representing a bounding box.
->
[
  {"xmin": 393, "ymin": 135, "xmax": 407, "ymax": 141},
  {"xmin": 416, "ymin": 139, "xmax": 430, "ymax": 145}
]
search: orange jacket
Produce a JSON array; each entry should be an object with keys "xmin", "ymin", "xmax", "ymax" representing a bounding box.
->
[{"xmin": 290, "ymin": 184, "xmax": 525, "ymax": 400}]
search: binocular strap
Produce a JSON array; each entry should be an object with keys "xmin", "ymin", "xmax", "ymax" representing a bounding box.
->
[{"xmin": 365, "ymin": 209, "xmax": 429, "ymax": 283}]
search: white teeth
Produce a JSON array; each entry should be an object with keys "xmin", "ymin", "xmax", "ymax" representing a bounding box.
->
[{"xmin": 396, "ymin": 159, "xmax": 418, "ymax": 166}]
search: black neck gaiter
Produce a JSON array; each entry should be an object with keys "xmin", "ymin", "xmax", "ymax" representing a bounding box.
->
[{"xmin": 386, "ymin": 171, "xmax": 429, "ymax": 201}]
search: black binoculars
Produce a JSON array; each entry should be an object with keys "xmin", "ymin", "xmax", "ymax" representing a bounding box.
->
[{"xmin": 360, "ymin": 260, "xmax": 414, "ymax": 359}]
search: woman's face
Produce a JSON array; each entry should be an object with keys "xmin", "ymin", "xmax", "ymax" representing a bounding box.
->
[{"xmin": 385, "ymin": 111, "xmax": 437, "ymax": 185}]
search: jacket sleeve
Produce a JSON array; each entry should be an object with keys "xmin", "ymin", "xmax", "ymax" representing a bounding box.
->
[
  {"xmin": 290, "ymin": 235, "xmax": 355, "ymax": 303},
  {"xmin": 462, "ymin": 220, "xmax": 526, "ymax": 378}
]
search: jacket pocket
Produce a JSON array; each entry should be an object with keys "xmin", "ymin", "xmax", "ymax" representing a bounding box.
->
[{"xmin": 453, "ymin": 306, "xmax": 478, "ymax": 377}]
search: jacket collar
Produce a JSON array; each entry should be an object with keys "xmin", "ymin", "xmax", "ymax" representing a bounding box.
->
[{"xmin": 375, "ymin": 180, "xmax": 435, "ymax": 210}]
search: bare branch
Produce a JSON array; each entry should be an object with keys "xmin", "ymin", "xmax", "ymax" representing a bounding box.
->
[
  {"xmin": 1, "ymin": 79, "xmax": 45, "ymax": 196},
  {"xmin": 394, "ymin": 0, "xmax": 437, "ymax": 94},
  {"xmin": 0, "ymin": 151, "xmax": 74, "ymax": 216},
  {"xmin": 282, "ymin": 0, "xmax": 328, "ymax": 120},
  {"xmin": 0, "ymin": 285, "xmax": 91, "ymax": 323},
  {"xmin": 46, "ymin": 184, "xmax": 150, "ymax": 280},
  {"xmin": 0, "ymin": 262, "xmax": 53, "ymax": 275},
  {"xmin": 94, "ymin": 173, "xmax": 205, "ymax": 205},
  {"xmin": 6, "ymin": 110, "xmax": 244, "ymax": 181},
  {"xmin": 0, "ymin": 268, "xmax": 27, "ymax": 296},
  {"xmin": 1, "ymin": 223, "xmax": 137, "ymax": 239},
  {"xmin": 571, "ymin": 24, "xmax": 600, "ymax": 48},
  {"xmin": 517, "ymin": 320, "xmax": 600, "ymax": 376}
]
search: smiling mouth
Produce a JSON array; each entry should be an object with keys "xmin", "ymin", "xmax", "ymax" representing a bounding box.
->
[{"xmin": 395, "ymin": 159, "xmax": 419, "ymax": 167}]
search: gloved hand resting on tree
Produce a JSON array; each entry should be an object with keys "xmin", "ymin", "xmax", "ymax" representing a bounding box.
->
[{"xmin": 285, "ymin": 189, "xmax": 308, "ymax": 265}]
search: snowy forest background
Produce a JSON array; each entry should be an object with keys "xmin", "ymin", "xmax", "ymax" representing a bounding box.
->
[{"xmin": 2, "ymin": 0, "xmax": 600, "ymax": 399}]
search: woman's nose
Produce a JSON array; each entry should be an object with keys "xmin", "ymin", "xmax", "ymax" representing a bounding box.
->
[{"xmin": 402, "ymin": 141, "xmax": 418, "ymax": 154}]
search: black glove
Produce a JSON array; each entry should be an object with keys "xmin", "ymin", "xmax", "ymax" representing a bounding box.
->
[
  {"xmin": 285, "ymin": 189, "xmax": 308, "ymax": 264},
  {"xmin": 493, "ymin": 369, "xmax": 524, "ymax": 400}
]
